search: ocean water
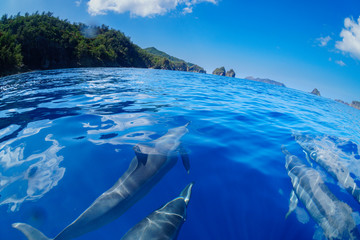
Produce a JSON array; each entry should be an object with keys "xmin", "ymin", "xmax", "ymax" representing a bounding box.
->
[{"xmin": 0, "ymin": 68, "xmax": 360, "ymax": 240}]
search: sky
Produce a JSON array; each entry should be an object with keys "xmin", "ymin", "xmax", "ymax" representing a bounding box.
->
[{"xmin": 0, "ymin": 0, "xmax": 359, "ymax": 102}]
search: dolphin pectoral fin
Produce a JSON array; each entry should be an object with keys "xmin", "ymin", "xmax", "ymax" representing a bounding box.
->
[
  {"xmin": 133, "ymin": 145, "xmax": 149, "ymax": 165},
  {"xmin": 184, "ymin": 121, "xmax": 191, "ymax": 127},
  {"xmin": 303, "ymin": 150, "xmax": 313, "ymax": 167},
  {"xmin": 12, "ymin": 223, "xmax": 51, "ymax": 240},
  {"xmin": 285, "ymin": 190, "xmax": 298, "ymax": 219},
  {"xmin": 179, "ymin": 145, "xmax": 190, "ymax": 174},
  {"xmin": 281, "ymin": 145, "xmax": 290, "ymax": 156}
]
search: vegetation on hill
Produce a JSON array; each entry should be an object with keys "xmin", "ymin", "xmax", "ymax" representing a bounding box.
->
[
  {"xmin": 0, "ymin": 12, "xmax": 205, "ymax": 77},
  {"xmin": 245, "ymin": 76, "xmax": 286, "ymax": 87},
  {"xmin": 144, "ymin": 47, "xmax": 205, "ymax": 73}
]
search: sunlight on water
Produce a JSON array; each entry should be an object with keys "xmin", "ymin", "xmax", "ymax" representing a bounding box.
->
[
  {"xmin": 0, "ymin": 68, "xmax": 359, "ymax": 240},
  {"xmin": 0, "ymin": 120, "xmax": 64, "ymax": 212}
]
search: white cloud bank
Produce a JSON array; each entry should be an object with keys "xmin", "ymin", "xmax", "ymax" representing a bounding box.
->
[
  {"xmin": 336, "ymin": 16, "xmax": 360, "ymax": 60},
  {"xmin": 87, "ymin": 0, "xmax": 217, "ymax": 17}
]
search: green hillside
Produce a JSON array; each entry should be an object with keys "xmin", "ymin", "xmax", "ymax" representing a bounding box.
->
[
  {"xmin": 0, "ymin": 12, "xmax": 205, "ymax": 77},
  {"xmin": 144, "ymin": 47, "xmax": 205, "ymax": 73},
  {"xmin": 145, "ymin": 47, "xmax": 184, "ymax": 63}
]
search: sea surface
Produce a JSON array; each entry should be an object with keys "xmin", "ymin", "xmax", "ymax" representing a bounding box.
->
[{"xmin": 0, "ymin": 68, "xmax": 360, "ymax": 240}]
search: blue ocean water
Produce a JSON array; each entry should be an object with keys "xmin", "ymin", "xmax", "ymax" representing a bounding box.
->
[{"xmin": 0, "ymin": 68, "xmax": 360, "ymax": 240}]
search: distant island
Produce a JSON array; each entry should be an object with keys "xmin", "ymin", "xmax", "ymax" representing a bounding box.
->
[
  {"xmin": 335, "ymin": 99, "xmax": 360, "ymax": 110},
  {"xmin": 0, "ymin": 12, "xmax": 205, "ymax": 77},
  {"xmin": 244, "ymin": 76, "xmax": 286, "ymax": 87}
]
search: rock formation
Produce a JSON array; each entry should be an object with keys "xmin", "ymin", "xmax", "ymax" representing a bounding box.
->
[
  {"xmin": 226, "ymin": 69, "xmax": 236, "ymax": 78},
  {"xmin": 351, "ymin": 101, "xmax": 360, "ymax": 110},
  {"xmin": 311, "ymin": 88, "xmax": 321, "ymax": 96},
  {"xmin": 334, "ymin": 99, "xmax": 350, "ymax": 106},
  {"xmin": 212, "ymin": 67, "xmax": 226, "ymax": 76}
]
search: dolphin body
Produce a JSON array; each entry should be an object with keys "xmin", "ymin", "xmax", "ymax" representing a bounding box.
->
[
  {"xmin": 13, "ymin": 123, "xmax": 191, "ymax": 240},
  {"xmin": 283, "ymin": 147, "xmax": 360, "ymax": 240},
  {"xmin": 121, "ymin": 182, "xmax": 194, "ymax": 240},
  {"xmin": 294, "ymin": 134, "xmax": 360, "ymax": 204}
]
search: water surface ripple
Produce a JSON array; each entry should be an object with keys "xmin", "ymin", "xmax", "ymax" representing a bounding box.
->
[{"xmin": 0, "ymin": 68, "xmax": 360, "ymax": 239}]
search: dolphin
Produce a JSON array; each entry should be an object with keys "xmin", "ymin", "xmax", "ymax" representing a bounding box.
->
[
  {"xmin": 282, "ymin": 147, "xmax": 360, "ymax": 240},
  {"xmin": 12, "ymin": 123, "xmax": 191, "ymax": 240},
  {"xmin": 294, "ymin": 134, "xmax": 360, "ymax": 204},
  {"xmin": 121, "ymin": 182, "xmax": 194, "ymax": 240}
]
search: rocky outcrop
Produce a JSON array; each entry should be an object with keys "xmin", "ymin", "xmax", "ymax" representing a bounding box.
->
[
  {"xmin": 244, "ymin": 76, "xmax": 286, "ymax": 87},
  {"xmin": 212, "ymin": 67, "xmax": 236, "ymax": 77},
  {"xmin": 336, "ymin": 100, "xmax": 360, "ymax": 110},
  {"xmin": 351, "ymin": 101, "xmax": 360, "ymax": 110},
  {"xmin": 311, "ymin": 88, "xmax": 321, "ymax": 96},
  {"xmin": 212, "ymin": 67, "xmax": 226, "ymax": 76},
  {"xmin": 335, "ymin": 99, "xmax": 349, "ymax": 106},
  {"xmin": 226, "ymin": 69, "xmax": 236, "ymax": 78}
]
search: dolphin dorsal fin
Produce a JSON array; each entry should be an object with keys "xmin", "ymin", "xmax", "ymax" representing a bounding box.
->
[
  {"xmin": 179, "ymin": 145, "xmax": 190, "ymax": 174},
  {"xmin": 133, "ymin": 145, "xmax": 148, "ymax": 165},
  {"xmin": 133, "ymin": 142, "xmax": 156, "ymax": 165}
]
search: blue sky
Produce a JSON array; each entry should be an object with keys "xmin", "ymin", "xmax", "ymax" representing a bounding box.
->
[{"xmin": 1, "ymin": 0, "xmax": 359, "ymax": 102}]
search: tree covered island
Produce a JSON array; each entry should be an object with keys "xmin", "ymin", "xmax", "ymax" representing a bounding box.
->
[{"xmin": 0, "ymin": 12, "xmax": 205, "ymax": 77}]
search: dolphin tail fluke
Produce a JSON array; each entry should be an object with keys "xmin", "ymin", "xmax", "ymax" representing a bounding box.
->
[
  {"xmin": 180, "ymin": 182, "xmax": 194, "ymax": 206},
  {"xmin": 12, "ymin": 223, "xmax": 51, "ymax": 240}
]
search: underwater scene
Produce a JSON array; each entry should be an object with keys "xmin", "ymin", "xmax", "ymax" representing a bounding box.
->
[{"xmin": 0, "ymin": 68, "xmax": 360, "ymax": 240}]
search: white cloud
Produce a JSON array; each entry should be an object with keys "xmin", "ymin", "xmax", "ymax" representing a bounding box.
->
[
  {"xmin": 87, "ymin": 0, "xmax": 217, "ymax": 17},
  {"xmin": 317, "ymin": 36, "xmax": 331, "ymax": 47},
  {"xmin": 336, "ymin": 16, "xmax": 360, "ymax": 59},
  {"xmin": 75, "ymin": 0, "xmax": 82, "ymax": 7},
  {"xmin": 335, "ymin": 60, "xmax": 346, "ymax": 66}
]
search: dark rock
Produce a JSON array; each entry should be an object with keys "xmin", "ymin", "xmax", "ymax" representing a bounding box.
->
[
  {"xmin": 351, "ymin": 101, "xmax": 360, "ymax": 110},
  {"xmin": 245, "ymin": 76, "xmax": 286, "ymax": 87},
  {"xmin": 226, "ymin": 69, "xmax": 236, "ymax": 78},
  {"xmin": 212, "ymin": 67, "xmax": 226, "ymax": 76},
  {"xmin": 311, "ymin": 88, "xmax": 321, "ymax": 96}
]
